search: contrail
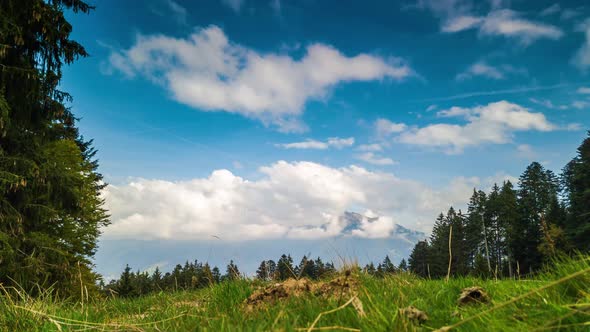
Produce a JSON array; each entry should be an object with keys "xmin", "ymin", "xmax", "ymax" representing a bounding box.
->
[{"xmin": 412, "ymin": 82, "xmax": 589, "ymax": 103}]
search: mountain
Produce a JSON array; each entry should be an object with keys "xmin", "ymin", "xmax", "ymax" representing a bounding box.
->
[{"xmin": 341, "ymin": 211, "xmax": 426, "ymax": 244}]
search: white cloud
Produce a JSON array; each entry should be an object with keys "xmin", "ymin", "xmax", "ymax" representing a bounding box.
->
[
  {"xmin": 529, "ymin": 98, "xmax": 569, "ymax": 110},
  {"xmin": 573, "ymin": 20, "xmax": 590, "ymax": 70},
  {"xmin": 396, "ymin": 101, "xmax": 556, "ymax": 153},
  {"xmin": 577, "ymin": 87, "xmax": 590, "ymax": 94},
  {"xmin": 106, "ymin": 26, "xmax": 412, "ymax": 132},
  {"xmin": 276, "ymin": 137, "xmax": 355, "ymax": 150},
  {"xmin": 540, "ymin": 4, "xmax": 560, "ymax": 17},
  {"xmin": 442, "ymin": 15, "xmax": 483, "ymax": 32},
  {"xmin": 456, "ymin": 61, "xmax": 504, "ymax": 80},
  {"xmin": 516, "ymin": 144, "xmax": 536, "ymax": 159},
  {"xmin": 375, "ymin": 119, "xmax": 407, "ymax": 137},
  {"xmin": 102, "ymin": 161, "xmax": 504, "ymax": 240},
  {"xmin": 561, "ymin": 9, "xmax": 581, "ymax": 20},
  {"xmin": 357, "ymin": 143, "xmax": 383, "ymax": 152},
  {"xmin": 355, "ymin": 152, "xmax": 397, "ymax": 165},
  {"xmin": 150, "ymin": 0, "xmax": 188, "ymax": 26},
  {"xmin": 221, "ymin": 0, "xmax": 244, "ymax": 12},
  {"xmin": 571, "ymin": 100, "xmax": 590, "ymax": 109},
  {"xmin": 566, "ymin": 123, "xmax": 583, "ymax": 131},
  {"xmin": 426, "ymin": 104, "xmax": 438, "ymax": 112},
  {"xmin": 443, "ymin": 9, "xmax": 563, "ymax": 45}
]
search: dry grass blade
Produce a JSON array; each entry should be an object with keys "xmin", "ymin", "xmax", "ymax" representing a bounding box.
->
[
  {"xmin": 305, "ymin": 296, "xmax": 358, "ymax": 332},
  {"xmin": 13, "ymin": 305, "xmax": 188, "ymax": 330}
]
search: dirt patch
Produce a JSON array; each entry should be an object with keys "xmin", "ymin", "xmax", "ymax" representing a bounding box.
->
[
  {"xmin": 457, "ymin": 286, "xmax": 490, "ymax": 305},
  {"xmin": 315, "ymin": 274, "xmax": 358, "ymax": 297},
  {"xmin": 246, "ymin": 278, "xmax": 315, "ymax": 308},
  {"xmin": 245, "ymin": 274, "xmax": 359, "ymax": 310},
  {"xmin": 399, "ymin": 306, "xmax": 429, "ymax": 324}
]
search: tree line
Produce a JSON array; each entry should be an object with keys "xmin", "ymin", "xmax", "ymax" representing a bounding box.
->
[
  {"xmin": 408, "ymin": 133, "xmax": 590, "ymax": 279},
  {"xmin": 104, "ymin": 254, "xmax": 338, "ymax": 297}
]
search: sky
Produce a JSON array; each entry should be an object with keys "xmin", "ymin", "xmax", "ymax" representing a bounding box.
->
[{"xmin": 61, "ymin": 0, "xmax": 590, "ymax": 279}]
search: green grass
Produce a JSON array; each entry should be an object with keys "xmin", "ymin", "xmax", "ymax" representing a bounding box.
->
[{"xmin": 1, "ymin": 256, "xmax": 589, "ymax": 331}]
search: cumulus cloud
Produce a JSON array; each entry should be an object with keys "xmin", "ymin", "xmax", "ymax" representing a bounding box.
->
[
  {"xmin": 276, "ymin": 137, "xmax": 355, "ymax": 150},
  {"xmin": 442, "ymin": 15, "xmax": 483, "ymax": 32},
  {"xmin": 101, "ymin": 161, "xmax": 506, "ymax": 240},
  {"xmin": 106, "ymin": 26, "xmax": 412, "ymax": 132},
  {"xmin": 443, "ymin": 9, "xmax": 563, "ymax": 45},
  {"xmin": 375, "ymin": 119, "xmax": 407, "ymax": 137},
  {"xmin": 456, "ymin": 61, "xmax": 504, "ymax": 80},
  {"xmin": 393, "ymin": 101, "xmax": 556, "ymax": 153},
  {"xmin": 355, "ymin": 152, "xmax": 397, "ymax": 165},
  {"xmin": 577, "ymin": 87, "xmax": 590, "ymax": 94}
]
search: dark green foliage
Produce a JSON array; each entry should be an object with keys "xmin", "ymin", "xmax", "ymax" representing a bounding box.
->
[
  {"xmin": 407, "ymin": 135, "xmax": 590, "ymax": 279},
  {"xmin": 106, "ymin": 261, "xmax": 224, "ymax": 297},
  {"xmin": 277, "ymin": 254, "xmax": 295, "ymax": 280},
  {"xmin": 563, "ymin": 132, "xmax": 590, "ymax": 252},
  {"xmin": 0, "ymin": 0, "xmax": 108, "ymax": 297},
  {"xmin": 408, "ymin": 240, "xmax": 430, "ymax": 277}
]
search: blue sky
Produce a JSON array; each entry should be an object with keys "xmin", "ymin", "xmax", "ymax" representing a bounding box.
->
[{"xmin": 62, "ymin": 0, "xmax": 589, "ymax": 278}]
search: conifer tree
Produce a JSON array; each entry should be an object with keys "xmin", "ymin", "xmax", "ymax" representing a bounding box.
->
[
  {"xmin": 562, "ymin": 132, "xmax": 590, "ymax": 251},
  {"xmin": 0, "ymin": 0, "xmax": 109, "ymax": 297},
  {"xmin": 409, "ymin": 240, "xmax": 430, "ymax": 277}
]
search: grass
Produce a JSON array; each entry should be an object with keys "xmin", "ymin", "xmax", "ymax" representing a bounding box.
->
[{"xmin": 1, "ymin": 256, "xmax": 589, "ymax": 331}]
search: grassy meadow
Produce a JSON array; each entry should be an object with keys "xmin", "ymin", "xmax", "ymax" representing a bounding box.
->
[{"xmin": 1, "ymin": 256, "xmax": 589, "ymax": 332}]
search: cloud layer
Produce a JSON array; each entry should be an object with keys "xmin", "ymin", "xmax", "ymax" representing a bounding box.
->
[
  {"xmin": 276, "ymin": 137, "xmax": 354, "ymax": 150},
  {"xmin": 442, "ymin": 9, "xmax": 563, "ymax": 45},
  {"xmin": 101, "ymin": 161, "xmax": 508, "ymax": 241},
  {"xmin": 377, "ymin": 101, "xmax": 556, "ymax": 153},
  {"xmin": 107, "ymin": 26, "xmax": 412, "ymax": 132}
]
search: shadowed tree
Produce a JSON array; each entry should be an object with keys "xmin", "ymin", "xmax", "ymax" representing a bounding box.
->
[{"xmin": 0, "ymin": 0, "xmax": 109, "ymax": 297}]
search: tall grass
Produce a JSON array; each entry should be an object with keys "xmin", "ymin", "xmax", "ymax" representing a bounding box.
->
[{"xmin": 1, "ymin": 255, "xmax": 589, "ymax": 331}]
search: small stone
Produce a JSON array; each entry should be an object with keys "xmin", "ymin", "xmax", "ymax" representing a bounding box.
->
[{"xmin": 399, "ymin": 305, "xmax": 429, "ymax": 323}]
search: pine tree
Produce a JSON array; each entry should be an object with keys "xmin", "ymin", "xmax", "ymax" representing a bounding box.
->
[
  {"xmin": 428, "ymin": 212, "xmax": 450, "ymax": 277},
  {"xmin": 498, "ymin": 181, "xmax": 519, "ymax": 277},
  {"xmin": 225, "ymin": 260, "xmax": 240, "ymax": 281},
  {"xmin": 381, "ymin": 255, "xmax": 396, "ymax": 274},
  {"xmin": 151, "ymin": 267, "xmax": 163, "ymax": 291},
  {"xmin": 117, "ymin": 265, "xmax": 135, "ymax": 297},
  {"xmin": 256, "ymin": 261, "xmax": 269, "ymax": 280},
  {"xmin": 464, "ymin": 190, "xmax": 487, "ymax": 272},
  {"xmin": 409, "ymin": 240, "xmax": 430, "ymax": 278},
  {"xmin": 277, "ymin": 254, "xmax": 294, "ymax": 280},
  {"xmin": 211, "ymin": 267, "xmax": 221, "ymax": 283},
  {"xmin": 562, "ymin": 132, "xmax": 590, "ymax": 252},
  {"xmin": 0, "ymin": 0, "xmax": 109, "ymax": 297},
  {"xmin": 516, "ymin": 162, "xmax": 559, "ymax": 274},
  {"xmin": 398, "ymin": 259, "xmax": 408, "ymax": 271}
]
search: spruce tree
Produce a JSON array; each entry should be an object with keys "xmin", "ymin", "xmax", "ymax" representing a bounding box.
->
[
  {"xmin": 516, "ymin": 162, "xmax": 559, "ymax": 273},
  {"xmin": 562, "ymin": 132, "xmax": 590, "ymax": 251},
  {"xmin": 409, "ymin": 240, "xmax": 430, "ymax": 277},
  {"xmin": 0, "ymin": 0, "xmax": 108, "ymax": 297}
]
